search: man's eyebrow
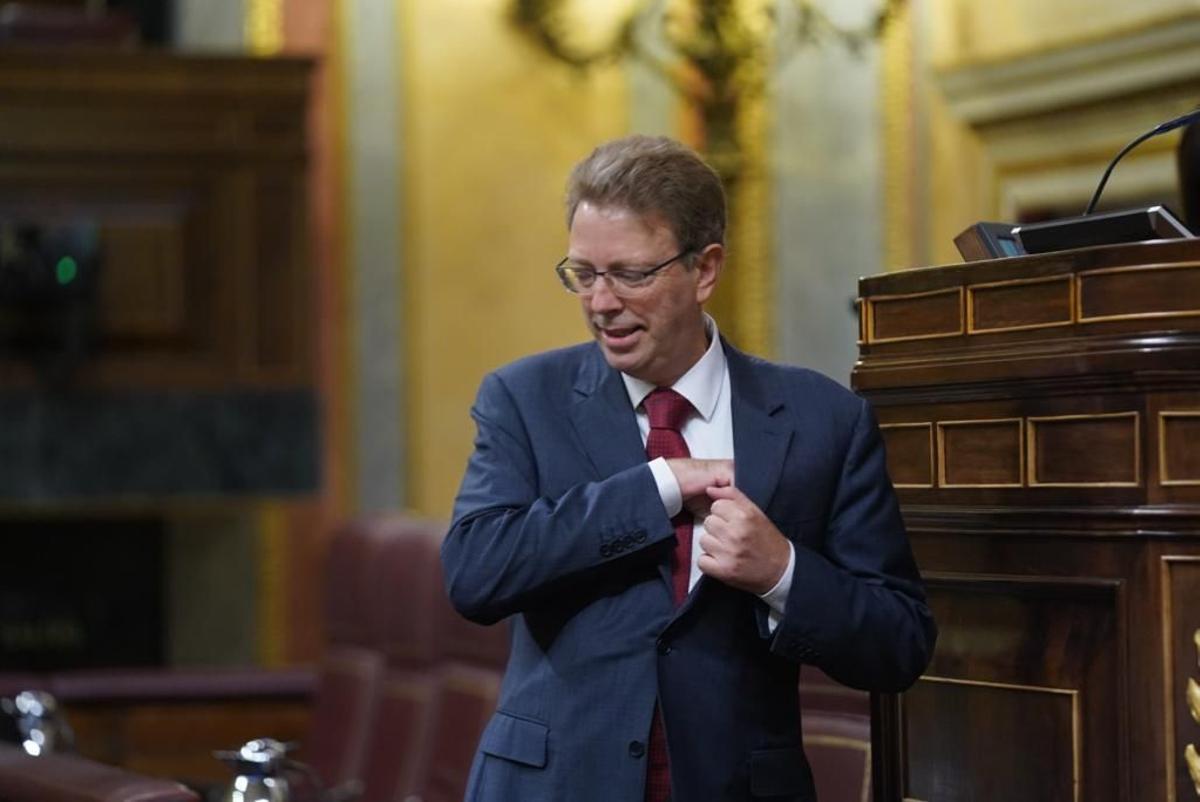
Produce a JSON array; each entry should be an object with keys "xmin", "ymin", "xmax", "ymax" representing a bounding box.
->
[{"xmin": 564, "ymin": 256, "xmax": 647, "ymax": 269}]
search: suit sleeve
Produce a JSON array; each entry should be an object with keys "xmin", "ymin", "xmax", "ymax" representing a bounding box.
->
[
  {"xmin": 441, "ymin": 372, "xmax": 677, "ymax": 625},
  {"xmin": 765, "ymin": 397, "xmax": 936, "ymax": 692}
]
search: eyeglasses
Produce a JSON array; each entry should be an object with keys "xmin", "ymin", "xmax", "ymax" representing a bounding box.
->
[{"xmin": 555, "ymin": 250, "xmax": 692, "ymax": 296}]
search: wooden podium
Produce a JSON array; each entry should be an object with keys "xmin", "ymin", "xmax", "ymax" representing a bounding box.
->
[{"xmin": 853, "ymin": 241, "xmax": 1200, "ymax": 802}]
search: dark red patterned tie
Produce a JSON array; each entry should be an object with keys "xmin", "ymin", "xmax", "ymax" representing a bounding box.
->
[{"xmin": 642, "ymin": 387, "xmax": 693, "ymax": 802}]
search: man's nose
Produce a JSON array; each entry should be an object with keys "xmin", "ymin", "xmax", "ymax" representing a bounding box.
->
[{"xmin": 587, "ymin": 277, "xmax": 623, "ymax": 313}]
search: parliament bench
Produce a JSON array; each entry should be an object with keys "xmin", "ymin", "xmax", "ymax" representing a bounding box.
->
[{"xmin": 0, "ymin": 515, "xmax": 869, "ymax": 802}]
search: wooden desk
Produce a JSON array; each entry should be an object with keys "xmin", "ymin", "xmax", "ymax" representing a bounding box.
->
[{"xmin": 855, "ymin": 241, "xmax": 1200, "ymax": 802}]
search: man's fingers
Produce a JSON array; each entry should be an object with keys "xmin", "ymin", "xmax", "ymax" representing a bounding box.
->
[{"xmin": 706, "ymin": 483, "xmax": 747, "ymax": 501}]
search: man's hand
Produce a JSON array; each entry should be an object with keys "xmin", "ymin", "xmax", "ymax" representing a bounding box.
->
[
  {"xmin": 697, "ymin": 485, "xmax": 790, "ymax": 595},
  {"xmin": 666, "ymin": 458, "xmax": 734, "ymax": 517}
]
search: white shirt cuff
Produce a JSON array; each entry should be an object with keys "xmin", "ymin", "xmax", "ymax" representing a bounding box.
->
[
  {"xmin": 758, "ymin": 541, "xmax": 795, "ymax": 633},
  {"xmin": 647, "ymin": 457, "xmax": 683, "ymax": 517}
]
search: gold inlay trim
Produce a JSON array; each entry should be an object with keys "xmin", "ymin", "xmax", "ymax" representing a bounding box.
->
[
  {"xmin": 966, "ymin": 274, "xmax": 1075, "ymax": 334},
  {"xmin": 1076, "ymin": 261, "xmax": 1200, "ymax": 325},
  {"xmin": 1186, "ymin": 744, "xmax": 1200, "ymax": 796},
  {"xmin": 914, "ymin": 675, "xmax": 1081, "ymax": 802},
  {"xmin": 866, "ymin": 286, "xmax": 965, "ymax": 344},
  {"xmin": 1160, "ymin": 412, "xmax": 1200, "ymax": 487},
  {"xmin": 804, "ymin": 733, "xmax": 869, "ymax": 753},
  {"xmin": 1026, "ymin": 411, "xmax": 1141, "ymax": 488},
  {"xmin": 1188, "ymin": 678, "xmax": 1200, "ymax": 724},
  {"xmin": 879, "ymin": 422, "xmax": 935, "ymax": 489},
  {"xmin": 936, "ymin": 417, "xmax": 1024, "ymax": 489}
]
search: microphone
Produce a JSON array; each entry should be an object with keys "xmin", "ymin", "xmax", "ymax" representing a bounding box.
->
[{"xmin": 1085, "ymin": 106, "xmax": 1200, "ymax": 215}]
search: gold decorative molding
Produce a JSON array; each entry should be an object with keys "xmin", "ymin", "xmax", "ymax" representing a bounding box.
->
[
  {"xmin": 936, "ymin": 417, "xmax": 1024, "ymax": 489},
  {"xmin": 914, "ymin": 675, "xmax": 1081, "ymax": 802},
  {"xmin": 1076, "ymin": 262, "xmax": 1200, "ymax": 324},
  {"xmin": 245, "ymin": 0, "xmax": 285, "ymax": 56},
  {"xmin": 865, "ymin": 286, "xmax": 965, "ymax": 344},
  {"xmin": 966, "ymin": 274, "xmax": 1075, "ymax": 334},
  {"xmin": 1188, "ymin": 677, "xmax": 1200, "ymax": 725},
  {"xmin": 1160, "ymin": 412, "xmax": 1200, "ymax": 487},
  {"xmin": 1187, "ymin": 744, "xmax": 1200, "ymax": 797},
  {"xmin": 1026, "ymin": 411, "xmax": 1141, "ymax": 488}
]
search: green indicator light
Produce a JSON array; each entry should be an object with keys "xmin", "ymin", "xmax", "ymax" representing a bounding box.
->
[{"xmin": 56, "ymin": 256, "xmax": 78, "ymax": 286}]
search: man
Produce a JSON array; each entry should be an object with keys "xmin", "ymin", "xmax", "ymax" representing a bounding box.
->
[{"xmin": 442, "ymin": 135, "xmax": 935, "ymax": 802}]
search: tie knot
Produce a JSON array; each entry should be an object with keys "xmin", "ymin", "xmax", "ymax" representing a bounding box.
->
[{"xmin": 643, "ymin": 388, "xmax": 693, "ymax": 432}]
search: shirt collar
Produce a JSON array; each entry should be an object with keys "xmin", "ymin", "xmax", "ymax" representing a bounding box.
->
[{"xmin": 621, "ymin": 315, "xmax": 726, "ymax": 422}]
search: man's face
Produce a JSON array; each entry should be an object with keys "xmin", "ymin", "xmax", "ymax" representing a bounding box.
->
[{"xmin": 567, "ymin": 202, "xmax": 721, "ymax": 386}]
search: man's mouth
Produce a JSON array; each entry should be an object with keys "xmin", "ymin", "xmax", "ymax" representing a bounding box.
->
[{"xmin": 597, "ymin": 325, "xmax": 643, "ymax": 349}]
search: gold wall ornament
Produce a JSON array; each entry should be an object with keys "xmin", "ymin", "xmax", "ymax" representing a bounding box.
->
[
  {"xmin": 1187, "ymin": 743, "xmax": 1200, "ymax": 796},
  {"xmin": 509, "ymin": 0, "xmax": 903, "ymax": 351},
  {"xmin": 1190, "ymin": 677, "xmax": 1200, "ymax": 725},
  {"xmin": 245, "ymin": 0, "xmax": 285, "ymax": 56},
  {"xmin": 1194, "ymin": 627, "xmax": 1200, "ymax": 666}
]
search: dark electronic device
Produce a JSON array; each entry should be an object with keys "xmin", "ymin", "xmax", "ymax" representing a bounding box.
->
[{"xmin": 954, "ymin": 108, "xmax": 1200, "ymax": 261}]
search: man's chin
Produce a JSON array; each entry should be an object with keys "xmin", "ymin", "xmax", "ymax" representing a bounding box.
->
[{"xmin": 597, "ymin": 341, "xmax": 644, "ymax": 376}]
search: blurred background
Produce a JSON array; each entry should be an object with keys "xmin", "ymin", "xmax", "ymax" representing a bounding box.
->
[{"xmin": 0, "ymin": 0, "xmax": 1196, "ymax": 790}]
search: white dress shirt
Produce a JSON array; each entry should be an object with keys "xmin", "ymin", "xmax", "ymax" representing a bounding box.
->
[{"xmin": 620, "ymin": 316, "xmax": 794, "ymax": 629}]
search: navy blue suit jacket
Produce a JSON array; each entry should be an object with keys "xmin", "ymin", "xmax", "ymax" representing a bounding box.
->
[{"xmin": 442, "ymin": 340, "xmax": 935, "ymax": 801}]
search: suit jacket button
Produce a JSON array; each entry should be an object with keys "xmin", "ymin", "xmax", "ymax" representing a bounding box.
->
[{"xmin": 629, "ymin": 740, "xmax": 645, "ymax": 758}]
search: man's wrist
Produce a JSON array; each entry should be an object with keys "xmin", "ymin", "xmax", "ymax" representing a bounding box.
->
[
  {"xmin": 757, "ymin": 541, "xmax": 795, "ymax": 615},
  {"xmin": 647, "ymin": 457, "xmax": 683, "ymax": 517}
]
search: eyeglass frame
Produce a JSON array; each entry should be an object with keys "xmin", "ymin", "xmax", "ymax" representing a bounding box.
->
[{"xmin": 554, "ymin": 249, "xmax": 695, "ymax": 296}]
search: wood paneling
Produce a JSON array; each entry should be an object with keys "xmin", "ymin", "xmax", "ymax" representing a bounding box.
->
[
  {"xmin": 867, "ymin": 287, "xmax": 963, "ymax": 343},
  {"xmin": 1161, "ymin": 413, "xmax": 1200, "ymax": 486},
  {"xmin": 938, "ymin": 419, "xmax": 1023, "ymax": 488},
  {"xmin": 0, "ymin": 51, "xmax": 314, "ymax": 389},
  {"xmin": 1028, "ymin": 413, "xmax": 1140, "ymax": 487},
  {"xmin": 1161, "ymin": 557, "xmax": 1200, "ymax": 802},
  {"xmin": 968, "ymin": 275, "xmax": 1073, "ymax": 334},
  {"xmin": 1078, "ymin": 263, "xmax": 1200, "ymax": 323},
  {"xmin": 69, "ymin": 698, "xmax": 310, "ymax": 783},
  {"xmin": 904, "ymin": 677, "xmax": 1078, "ymax": 802}
]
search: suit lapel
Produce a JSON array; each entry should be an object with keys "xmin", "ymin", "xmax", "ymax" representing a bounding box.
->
[
  {"xmin": 725, "ymin": 342, "xmax": 791, "ymax": 515},
  {"xmin": 567, "ymin": 345, "xmax": 647, "ymax": 482}
]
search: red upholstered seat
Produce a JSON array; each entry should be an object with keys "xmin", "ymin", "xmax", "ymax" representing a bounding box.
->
[
  {"xmin": 302, "ymin": 521, "xmax": 387, "ymax": 792},
  {"xmin": 0, "ymin": 743, "xmax": 198, "ymax": 802},
  {"xmin": 356, "ymin": 516, "xmax": 509, "ymax": 802},
  {"xmin": 357, "ymin": 518, "xmax": 443, "ymax": 802}
]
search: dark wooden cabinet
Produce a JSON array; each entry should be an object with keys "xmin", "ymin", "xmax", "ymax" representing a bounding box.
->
[
  {"xmin": 855, "ymin": 241, "xmax": 1200, "ymax": 802},
  {"xmin": 0, "ymin": 51, "xmax": 318, "ymax": 498},
  {"xmin": 0, "ymin": 50, "xmax": 314, "ymax": 389}
]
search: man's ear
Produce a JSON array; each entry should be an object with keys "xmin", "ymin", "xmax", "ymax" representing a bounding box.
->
[{"xmin": 693, "ymin": 243, "xmax": 724, "ymax": 305}]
